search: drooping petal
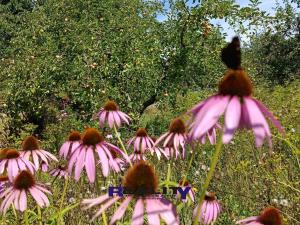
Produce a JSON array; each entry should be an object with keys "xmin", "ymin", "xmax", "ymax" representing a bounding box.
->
[
  {"xmin": 85, "ymin": 147, "xmax": 96, "ymax": 183},
  {"xmin": 145, "ymin": 199, "xmax": 161, "ymax": 225},
  {"xmin": 131, "ymin": 198, "xmax": 144, "ymax": 225},
  {"xmin": 223, "ymin": 96, "xmax": 241, "ymax": 143},
  {"xmin": 109, "ymin": 196, "xmax": 132, "ymax": 225}
]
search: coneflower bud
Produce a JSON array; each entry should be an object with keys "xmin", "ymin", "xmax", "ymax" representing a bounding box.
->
[
  {"xmin": 136, "ymin": 128, "xmax": 148, "ymax": 137},
  {"xmin": 22, "ymin": 136, "xmax": 40, "ymax": 151},
  {"xmin": 82, "ymin": 128, "xmax": 104, "ymax": 146},
  {"xmin": 103, "ymin": 100, "xmax": 118, "ymax": 111},
  {"xmin": 13, "ymin": 170, "xmax": 35, "ymax": 190},
  {"xmin": 169, "ymin": 118, "xmax": 186, "ymax": 134}
]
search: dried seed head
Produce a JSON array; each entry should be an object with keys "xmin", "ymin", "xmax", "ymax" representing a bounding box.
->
[
  {"xmin": 103, "ymin": 100, "xmax": 118, "ymax": 111},
  {"xmin": 68, "ymin": 131, "xmax": 81, "ymax": 141},
  {"xmin": 5, "ymin": 149, "xmax": 20, "ymax": 159},
  {"xmin": 204, "ymin": 192, "xmax": 216, "ymax": 201},
  {"xmin": 123, "ymin": 161, "xmax": 158, "ymax": 196},
  {"xmin": 221, "ymin": 36, "xmax": 241, "ymax": 69},
  {"xmin": 218, "ymin": 69, "xmax": 253, "ymax": 97},
  {"xmin": 258, "ymin": 207, "xmax": 282, "ymax": 225},
  {"xmin": 136, "ymin": 128, "xmax": 148, "ymax": 137},
  {"xmin": 13, "ymin": 170, "xmax": 35, "ymax": 190},
  {"xmin": 169, "ymin": 118, "xmax": 186, "ymax": 134},
  {"xmin": 82, "ymin": 128, "xmax": 104, "ymax": 146},
  {"xmin": 22, "ymin": 136, "xmax": 39, "ymax": 151}
]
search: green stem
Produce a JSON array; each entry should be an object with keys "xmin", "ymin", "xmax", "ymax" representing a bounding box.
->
[
  {"xmin": 182, "ymin": 146, "xmax": 197, "ymax": 186},
  {"xmin": 113, "ymin": 124, "xmax": 132, "ymax": 167},
  {"xmin": 193, "ymin": 135, "xmax": 223, "ymax": 225},
  {"xmin": 166, "ymin": 163, "xmax": 171, "ymax": 187},
  {"xmin": 58, "ymin": 177, "xmax": 69, "ymax": 224},
  {"xmin": 24, "ymin": 210, "xmax": 29, "ymax": 225},
  {"xmin": 37, "ymin": 205, "xmax": 43, "ymax": 225},
  {"xmin": 102, "ymin": 207, "xmax": 108, "ymax": 225},
  {"xmin": 12, "ymin": 205, "xmax": 18, "ymax": 221}
]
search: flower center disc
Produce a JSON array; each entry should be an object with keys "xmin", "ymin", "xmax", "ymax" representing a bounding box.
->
[
  {"xmin": 258, "ymin": 207, "xmax": 282, "ymax": 225},
  {"xmin": 5, "ymin": 149, "xmax": 20, "ymax": 159},
  {"xmin": 204, "ymin": 192, "xmax": 216, "ymax": 201},
  {"xmin": 123, "ymin": 161, "xmax": 158, "ymax": 196},
  {"xmin": 13, "ymin": 170, "xmax": 35, "ymax": 190},
  {"xmin": 82, "ymin": 128, "xmax": 104, "ymax": 146},
  {"xmin": 169, "ymin": 118, "xmax": 186, "ymax": 134},
  {"xmin": 68, "ymin": 131, "xmax": 81, "ymax": 141},
  {"xmin": 179, "ymin": 179, "xmax": 190, "ymax": 186},
  {"xmin": 136, "ymin": 128, "xmax": 148, "ymax": 137},
  {"xmin": 218, "ymin": 69, "xmax": 253, "ymax": 97},
  {"xmin": 103, "ymin": 100, "xmax": 118, "ymax": 111},
  {"xmin": 22, "ymin": 136, "xmax": 40, "ymax": 151}
]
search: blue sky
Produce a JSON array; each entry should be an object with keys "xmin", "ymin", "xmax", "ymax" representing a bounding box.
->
[{"xmin": 157, "ymin": 0, "xmax": 284, "ymax": 41}]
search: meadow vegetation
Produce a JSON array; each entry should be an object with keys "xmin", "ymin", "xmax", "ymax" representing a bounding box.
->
[{"xmin": 0, "ymin": 0, "xmax": 299, "ymax": 224}]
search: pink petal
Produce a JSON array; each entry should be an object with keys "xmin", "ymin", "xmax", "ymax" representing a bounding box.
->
[
  {"xmin": 223, "ymin": 96, "xmax": 241, "ymax": 143},
  {"xmin": 157, "ymin": 198, "xmax": 179, "ymax": 225},
  {"xmin": 85, "ymin": 147, "xmax": 96, "ymax": 183},
  {"xmin": 96, "ymin": 145, "xmax": 109, "ymax": 177},
  {"xmin": 19, "ymin": 190, "xmax": 27, "ymax": 212},
  {"xmin": 131, "ymin": 198, "xmax": 144, "ymax": 225},
  {"xmin": 145, "ymin": 199, "xmax": 160, "ymax": 225},
  {"xmin": 91, "ymin": 197, "xmax": 120, "ymax": 221},
  {"xmin": 191, "ymin": 96, "xmax": 229, "ymax": 139},
  {"xmin": 109, "ymin": 196, "xmax": 132, "ymax": 225},
  {"xmin": 74, "ymin": 148, "xmax": 86, "ymax": 181}
]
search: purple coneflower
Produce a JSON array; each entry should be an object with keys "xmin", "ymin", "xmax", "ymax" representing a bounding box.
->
[
  {"xmin": 127, "ymin": 128, "xmax": 155, "ymax": 153},
  {"xmin": 0, "ymin": 170, "xmax": 51, "ymax": 213},
  {"xmin": 97, "ymin": 100, "xmax": 130, "ymax": 128},
  {"xmin": 68, "ymin": 128, "xmax": 128, "ymax": 183},
  {"xmin": 177, "ymin": 179, "xmax": 195, "ymax": 202},
  {"xmin": 155, "ymin": 118, "xmax": 188, "ymax": 158},
  {"xmin": 0, "ymin": 149, "xmax": 36, "ymax": 181},
  {"xmin": 188, "ymin": 37, "xmax": 284, "ymax": 149},
  {"xmin": 49, "ymin": 165, "xmax": 68, "ymax": 179},
  {"xmin": 237, "ymin": 207, "xmax": 282, "ymax": 225},
  {"xmin": 82, "ymin": 161, "xmax": 179, "ymax": 224},
  {"xmin": 59, "ymin": 131, "xmax": 81, "ymax": 160},
  {"xmin": 193, "ymin": 192, "xmax": 221, "ymax": 224},
  {"xmin": 20, "ymin": 136, "xmax": 58, "ymax": 170}
]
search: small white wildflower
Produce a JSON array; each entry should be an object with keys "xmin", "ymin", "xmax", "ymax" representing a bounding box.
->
[
  {"xmin": 106, "ymin": 134, "xmax": 113, "ymax": 139},
  {"xmin": 201, "ymin": 165, "xmax": 207, "ymax": 171},
  {"xmin": 272, "ymin": 198, "xmax": 278, "ymax": 204},
  {"xmin": 68, "ymin": 197, "xmax": 75, "ymax": 203},
  {"xmin": 291, "ymin": 128, "xmax": 295, "ymax": 133},
  {"xmin": 195, "ymin": 170, "xmax": 200, "ymax": 176},
  {"xmin": 279, "ymin": 199, "xmax": 289, "ymax": 207}
]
